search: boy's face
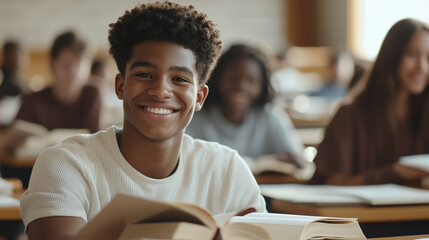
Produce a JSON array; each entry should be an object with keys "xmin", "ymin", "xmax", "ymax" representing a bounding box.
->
[{"xmin": 115, "ymin": 41, "xmax": 208, "ymax": 140}]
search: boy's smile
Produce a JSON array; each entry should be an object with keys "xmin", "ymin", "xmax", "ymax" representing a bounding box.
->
[{"xmin": 115, "ymin": 40, "xmax": 208, "ymax": 141}]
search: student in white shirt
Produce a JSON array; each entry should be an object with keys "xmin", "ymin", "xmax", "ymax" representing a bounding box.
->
[{"xmin": 20, "ymin": 2, "xmax": 266, "ymax": 239}]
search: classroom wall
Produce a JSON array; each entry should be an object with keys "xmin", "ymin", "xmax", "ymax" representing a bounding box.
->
[
  {"xmin": 0, "ymin": 0, "xmax": 352, "ymax": 89},
  {"xmin": 287, "ymin": 0, "xmax": 348, "ymax": 49},
  {"xmin": 0, "ymin": 0, "xmax": 287, "ymax": 52},
  {"xmin": 0, "ymin": 0, "xmax": 289, "ymax": 87}
]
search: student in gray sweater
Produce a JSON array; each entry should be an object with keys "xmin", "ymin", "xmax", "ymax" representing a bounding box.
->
[{"xmin": 187, "ymin": 44, "xmax": 314, "ymax": 180}]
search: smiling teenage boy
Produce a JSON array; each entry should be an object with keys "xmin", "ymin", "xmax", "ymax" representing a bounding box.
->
[{"xmin": 20, "ymin": 2, "xmax": 266, "ymax": 239}]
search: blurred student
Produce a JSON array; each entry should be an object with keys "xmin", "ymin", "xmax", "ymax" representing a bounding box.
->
[
  {"xmin": 15, "ymin": 31, "xmax": 102, "ymax": 133},
  {"xmin": 311, "ymin": 19, "xmax": 429, "ymax": 185},
  {"xmin": 310, "ymin": 51, "xmax": 354, "ymax": 99},
  {"xmin": 187, "ymin": 44, "xmax": 313, "ymax": 179},
  {"xmin": 1, "ymin": 31, "xmax": 102, "ymax": 189},
  {"xmin": 0, "ymin": 41, "xmax": 24, "ymax": 126},
  {"xmin": 88, "ymin": 59, "xmax": 108, "ymax": 95},
  {"xmin": 0, "ymin": 41, "xmax": 23, "ymax": 100},
  {"xmin": 21, "ymin": 2, "xmax": 266, "ymax": 239},
  {"xmin": 87, "ymin": 59, "xmax": 111, "ymax": 129}
]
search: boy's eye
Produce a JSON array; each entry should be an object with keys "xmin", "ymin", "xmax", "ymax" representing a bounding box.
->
[
  {"xmin": 173, "ymin": 77, "xmax": 190, "ymax": 83},
  {"xmin": 136, "ymin": 72, "xmax": 152, "ymax": 78}
]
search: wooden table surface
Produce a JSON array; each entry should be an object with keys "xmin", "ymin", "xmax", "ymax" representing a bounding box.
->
[
  {"xmin": 370, "ymin": 234, "xmax": 429, "ymax": 240},
  {"xmin": 254, "ymin": 173, "xmax": 307, "ymax": 185},
  {"xmin": 1, "ymin": 153, "xmax": 35, "ymax": 168},
  {"xmin": 270, "ymin": 199, "xmax": 429, "ymax": 223},
  {"xmin": 0, "ymin": 178, "xmax": 23, "ymax": 221}
]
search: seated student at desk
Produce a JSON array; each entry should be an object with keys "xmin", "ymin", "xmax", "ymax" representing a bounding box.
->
[
  {"xmin": 311, "ymin": 18, "xmax": 429, "ymax": 185},
  {"xmin": 0, "ymin": 41, "xmax": 23, "ymax": 100},
  {"xmin": 20, "ymin": 2, "xmax": 266, "ymax": 239},
  {"xmin": 1, "ymin": 31, "xmax": 103, "ymax": 189},
  {"xmin": 186, "ymin": 44, "xmax": 313, "ymax": 179},
  {"xmin": 15, "ymin": 31, "xmax": 102, "ymax": 133}
]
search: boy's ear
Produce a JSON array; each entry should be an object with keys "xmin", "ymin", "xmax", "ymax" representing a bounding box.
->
[
  {"xmin": 115, "ymin": 74, "xmax": 124, "ymax": 100},
  {"xmin": 194, "ymin": 85, "xmax": 209, "ymax": 112}
]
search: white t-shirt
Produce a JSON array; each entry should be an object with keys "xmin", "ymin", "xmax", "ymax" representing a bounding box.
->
[{"xmin": 20, "ymin": 126, "xmax": 266, "ymax": 228}]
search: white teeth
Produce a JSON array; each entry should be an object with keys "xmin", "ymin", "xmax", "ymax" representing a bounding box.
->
[{"xmin": 145, "ymin": 107, "xmax": 173, "ymax": 114}]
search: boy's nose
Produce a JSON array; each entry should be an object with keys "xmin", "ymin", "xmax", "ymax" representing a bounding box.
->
[{"xmin": 147, "ymin": 77, "xmax": 173, "ymax": 99}]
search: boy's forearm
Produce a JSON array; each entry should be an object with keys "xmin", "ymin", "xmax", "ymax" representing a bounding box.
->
[{"xmin": 27, "ymin": 216, "xmax": 86, "ymax": 240}]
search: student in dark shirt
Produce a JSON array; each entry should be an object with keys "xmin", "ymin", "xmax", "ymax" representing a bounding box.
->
[
  {"xmin": 15, "ymin": 31, "xmax": 102, "ymax": 133},
  {"xmin": 0, "ymin": 41, "xmax": 22, "ymax": 100},
  {"xmin": 2, "ymin": 32, "xmax": 102, "ymax": 189},
  {"xmin": 312, "ymin": 18, "xmax": 429, "ymax": 185}
]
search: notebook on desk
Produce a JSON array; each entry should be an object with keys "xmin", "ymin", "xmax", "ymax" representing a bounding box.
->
[{"xmin": 260, "ymin": 184, "xmax": 429, "ymax": 205}]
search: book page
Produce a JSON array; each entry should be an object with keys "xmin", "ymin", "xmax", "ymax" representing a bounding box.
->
[
  {"xmin": 0, "ymin": 178, "xmax": 14, "ymax": 195},
  {"xmin": 221, "ymin": 222, "xmax": 271, "ymax": 240},
  {"xmin": 251, "ymin": 155, "xmax": 296, "ymax": 175},
  {"xmin": 231, "ymin": 213, "xmax": 355, "ymax": 227},
  {"xmin": 260, "ymin": 184, "xmax": 363, "ymax": 204},
  {"xmin": 332, "ymin": 184, "xmax": 429, "ymax": 205},
  {"xmin": 229, "ymin": 213, "xmax": 362, "ymax": 240},
  {"xmin": 303, "ymin": 221, "xmax": 366, "ymax": 240},
  {"xmin": 77, "ymin": 194, "xmax": 216, "ymax": 240},
  {"xmin": 14, "ymin": 128, "xmax": 90, "ymax": 159},
  {"xmin": 0, "ymin": 194, "xmax": 19, "ymax": 207},
  {"xmin": 118, "ymin": 222, "xmax": 214, "ymax": 240},
  {"xmin": 399, "ymin": 154, "xmax": 429, "ymax": 172}
]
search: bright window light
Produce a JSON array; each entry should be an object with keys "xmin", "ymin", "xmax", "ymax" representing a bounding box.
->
[{"xmin": 362, "ymin": 0, "xmax": 429, "ymax": 60}]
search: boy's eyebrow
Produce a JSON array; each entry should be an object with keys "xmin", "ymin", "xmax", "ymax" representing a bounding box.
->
[
  {"xmin": 130, "ymin": 61, "xmax": 194, "ymax": 78},
  {"xmin": 169, "ymin": 66, "xmax": 194, "ymax": 77},
  {"xmin": 130, "ymin": 61, "xmax": 156, "ymax": 70}
]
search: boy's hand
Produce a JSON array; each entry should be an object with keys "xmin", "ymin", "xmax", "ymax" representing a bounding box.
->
[
  {"xmin": 276, "ymin": 152, "xmax": 304, "ymax": 168},
  {"xmin": 393, "ymin": 163, "xmax": 429, "ymax": 181},
  {"xmin": 234, "ymin": 207, "xmax": 256, "ymax": 216}
]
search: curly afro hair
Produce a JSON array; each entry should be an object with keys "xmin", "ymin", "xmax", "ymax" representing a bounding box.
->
[
  {"xmin": 108, "ymin": 1, "xmax": 222, "ymax": 85},
  {"xmin": 204, "ymin": 44, "xmax": 274, "ymax": 108}
]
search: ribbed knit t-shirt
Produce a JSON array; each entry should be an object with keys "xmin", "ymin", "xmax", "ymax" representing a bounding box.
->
[{"xmin": 20, "ymin": 126, "xmax": 266, "ymax": 228}]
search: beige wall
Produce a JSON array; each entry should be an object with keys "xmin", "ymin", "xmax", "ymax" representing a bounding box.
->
[
  {"xmin": 0, "ymin": 0, "xmax": 287, "ymax": 52},
  {"xmin": 1, "ymin": 0, "xmax": 354, "ymax": 88},
  {"xmin": 0, "ymin": 0, "xmax": 289, "ymax": 86}
]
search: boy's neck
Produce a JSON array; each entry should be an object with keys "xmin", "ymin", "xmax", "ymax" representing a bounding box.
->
[{"xmin": 117, "ymin": 124, "xmax": 183, "ymax": 179}]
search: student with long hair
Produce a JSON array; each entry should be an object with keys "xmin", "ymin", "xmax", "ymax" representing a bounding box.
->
[{"xmin": 311, "ymin": 19, "xmax": 429, "ymax": 185}]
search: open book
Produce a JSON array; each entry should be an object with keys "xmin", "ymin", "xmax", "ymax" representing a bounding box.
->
[
  {"xmin": 245, "ymin": 155, "xmax": 315, "ymax": 181},
  {"xmin": 1, "ymin": 119, "xmax": 89, "ymax": 159},
  {"xmin": 260, "ymin": 183, "xmax": 429, "ymax": 205},
  {"xmin": 76, "ymin": 194, "xmax": 366, "ymax": 240},
  {"xmin": 399, "ymin": 154, "xmax": 429, "ymax": 172}
]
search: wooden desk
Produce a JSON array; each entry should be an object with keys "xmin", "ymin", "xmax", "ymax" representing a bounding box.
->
[
  {"xmin": 270, "ymin": 200, "xmax": 429, "ymax": 223},
  {"xmin": 1, "ymin": 153, "xmax": 35, "ymax": 168},
  {"xmin": 255, "ymin": 174, "xmax": 307, "ymax": 184},
  {"xmin": 0, "ymin": 179, "xmax": 24, "ymax": 221},
  {"xmin": 371, "ymin": 234, "xmax": 429, "ymax": 240}
]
